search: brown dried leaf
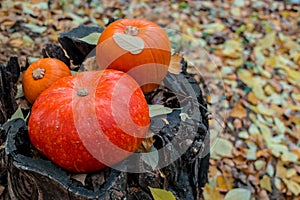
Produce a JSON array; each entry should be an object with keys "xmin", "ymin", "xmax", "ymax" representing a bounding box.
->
[
  {"xmin": 247, "ymin": 91, "xmax": 258, "ymax": 105},
  {"xmin": 113, "ymin": 33, "xmax": 144, "ymax": 54},
  {"xmin": 168, "ymin": 53, "xmax": 182, "ymax": 74},
  {"xmin": 71, "ymin": 174, "xmax": 87, "ymax": 185},
  {"xmin": 229, "ymin": 101, "xmax": 247, "ymax": 118},
  {"xmin": 136, "ymin": 131, "xmax": 154, "ymax": 153}
]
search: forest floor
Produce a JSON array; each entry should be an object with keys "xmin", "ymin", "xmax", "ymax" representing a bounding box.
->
[{"xmin": 0, "ymin": 0, "xmax": 300, "ymax": 199}]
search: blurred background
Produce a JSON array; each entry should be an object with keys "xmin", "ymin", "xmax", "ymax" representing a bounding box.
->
[{"xmin": 0, "ymin": 0, "xmax": 299, "ymax": 199}]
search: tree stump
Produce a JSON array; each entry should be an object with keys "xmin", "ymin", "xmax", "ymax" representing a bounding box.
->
[
  {"xmin": 0, "ymin": 68, "xmax": 209, "ymax": 199},
  {"xmin": 0, "ymin": 23, "xmax": 210, "ymax": 200}
]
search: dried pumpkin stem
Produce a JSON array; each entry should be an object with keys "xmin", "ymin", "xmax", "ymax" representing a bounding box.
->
[
  {"xmin": 32, "ymin": 68, "xmax": 46, "ymax": 80},
  {"xmin": 77, "ymin": 88, "xmax": 89, "ymax": 97},
  {"xmin": 124, "ymin": 26, "xmax": 139, "ymax": 36}
]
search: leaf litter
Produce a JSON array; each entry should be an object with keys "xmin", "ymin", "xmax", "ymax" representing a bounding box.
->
[{"xmin": 0, "ymin": 0, "xmax": 300, "ymax": 199}]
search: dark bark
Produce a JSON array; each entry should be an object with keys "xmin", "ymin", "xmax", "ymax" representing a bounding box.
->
[
  {"xmin": 0, "ymin": 64, "xmax": 18, "ymax": 124},
  {"xmin": 42, "ymin": 43, "xmax": 71, "ymax": 68}
]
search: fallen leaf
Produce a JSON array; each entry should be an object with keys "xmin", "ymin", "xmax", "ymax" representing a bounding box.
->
[
  {"xmin": 229, "ymin": 101, "xmax": 247, "ymax": 118},
  {"xmin": 256, "ymin": 104, "xmax": 275, "ymax": 116},
  {"xmin": 71, "ymin": 174, "xmax": 87, "ymax": 185},
  {"xmin": 149, "ymin": 187, "xmax": 176, "ymax": 200},
  {"xmin": 257, "ymin": 31, "xmax": 276, "ymax": 50},
  {"xmin": 248, "ymin": 124, "xmax": 260, "ymax": 135},
  {"xmin": 168, "ymin": 53, "xmax": 182, "ymax": 74},
  {"xmin": 274, "ymin": 177, "xmax": 282, "ymax": 190},
  {"xmin": 254, "ymin": 160, "xmax": 266, "ymax": 170},
  {"xmin": 213, "ymin": 138, "xmax": 233, "ymax": 157},
  {"xmin": 113, "ymin": 32, "xmax": 144, "ymax": 54},
  {"xmin": 148, "ymin": 104, "xmax": 173, "ymax": 117},
  {"xmin": 203, "ymin": 23, "xmax": 226, "ymax": 35},
  {"xmin": 78, "ymin": 32, "xmax": 101, "ymax": 45},
  {"xmin": 24, "ymin": 23, "xmax": 47, "ymax": 34},
  {"xmin": 203, "ymin": 183, "xmax": 222, "ymax": 200},
  {"xmin": 281, "ymin": 151, "xmax": 298, "ymax": 163},
  {"xmin": 247, "ymin": 91, "xmax": 258, "ymax": 105},
  {"xmin": 9, "ymin": 107, "xmax": 24, "ymax": 121},
  {"xmin": 224, "ymin": 188, "xmax": 251, "ymax": 200},
  {"xmin": 274, "ymin": 117, "xmax": 286, "ymax": 135},
  {"xmin": 282, "ymin": 178, "xmax": 300, "ymax": 196},
  {"xmin": 216, "ymin": 174, "xmax": 234, "ymax": 190},
  {"xmin": 286, "ymin": 168, "xmax": 297, "ymax": 179},
  {"xmin": 260, "ymin": 175, "xmax": 272, "ymax": 192}
]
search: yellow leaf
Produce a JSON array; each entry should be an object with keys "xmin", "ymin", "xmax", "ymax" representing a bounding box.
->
[
  {"xmin": 149, "ymin": 187, "xmax": 176, "ymax": 200},
  {"xmin": 216, "ymin": 175, "xmax": 234, "ymax": 190},
  {"xmin": 260, "ymin": 175, "xmax": 272, "ymax": 192},
  {"xmin": 278, "ymin": 66, "xmax": 300, "ymax": 86},
  {"xmin": 256, "ymin": 104, "xmax": 275, "ymax": 116},
  {"xmin": 281, "ymin": 151, "xmax": 298, "ymax": 163},
  {"xmin": 282, "ymin": 178, "xmax": 300, "ymax": 196},
  {"xmin": 252, "ymin": 85, "xmax": 268, "ymax": 102},
  {"xmin": 257, "ymin": 31, "xmax": 276, "ymax": 49},
  {"xmin": 203, "ymin": 183, "xmax": 222, "ymax": 200},
  {"xmin": 226, "ymin": 58, "xmax": 244, "ymax": 67},
  {"xmin": 222, "ymin": 38, "xmax": 243, "ymax": 58},
  {"xmin": 286, "ymin": 168, "xmax": 297, "ymax": 179},
  {"xmin": 203, "ymin": 22, "xmax": 225, "ymax": 34},
  {"xmin": 274, "ymin": 117, "xmax": 286, "ymax": 135},
  {"xmin": 264, "ymin": 84, "xmax": 276, "ymax": 96},
  {"xmin": 276, "ymin": 161, "xmax": 288, "ymax": 179},
  {"xmin": 254, "ymin": 160, "xmax": 266, "ymax": 170}
]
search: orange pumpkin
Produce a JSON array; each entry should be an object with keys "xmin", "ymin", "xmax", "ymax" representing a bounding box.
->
[
  {"xmin": 96, "ymin": 19, "xmax": 171, "ymax": 94},
  {"xmin": 28, "ymin": 70, "xmax": 150, "ymax": 172},
  {"xmin": 22, "ymin": 58, "xmax": 71, "ymax": 103}
]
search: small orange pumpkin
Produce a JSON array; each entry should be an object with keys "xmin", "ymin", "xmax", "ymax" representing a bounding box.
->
[
  {"xmin": 22, "ymin": 58, "xmax": 71, "ymax": 103},
  {"xmin": 96, "ymin": 19, "xmax": 171, "ymax": 94}
]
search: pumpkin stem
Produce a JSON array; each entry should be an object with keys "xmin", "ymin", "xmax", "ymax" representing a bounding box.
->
[
  {"xmin": 32, "ymin": 68, "xmax": 46, "ymax": 80},
  {"xmin": 124, "ymin": 26, "xmax": 139, "ymax": 36},
  {"xmin": 77, "ymin": 88, "xmax": 89, "ymax": 97}
]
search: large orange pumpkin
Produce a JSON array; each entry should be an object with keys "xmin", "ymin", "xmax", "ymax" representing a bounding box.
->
[
  {"xmin": 22, "ymin": 58, "xmax": 71, "ymax": 103},
  {"xmin": 28, "ymin": 70, "xmax": 150, "ymax": 172},
  {"xmin": 96, "ymin": 19, "xmax": 171, "ymax": 94}
]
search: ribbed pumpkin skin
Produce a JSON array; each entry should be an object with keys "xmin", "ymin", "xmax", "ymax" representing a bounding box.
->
[
  {"xmin": 22, "ymin": 58, "xmax": 71, "ymax": 103},
  {"xmin": 28, "ymin": 70, "xmax": 150, "ymax": 173},
  {"xmin": 96, "ymin": 19, "xmax": 171, "ymax": 94}
]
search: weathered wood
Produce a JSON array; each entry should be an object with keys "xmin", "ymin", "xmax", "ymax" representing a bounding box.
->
[
  {"xmin": 58, "ymin": 25, "xmax": 104, "ymax": 65},
  {"xmin": 0, "ymin": 63, "xmax": 18, "ymax": 124},
  {"xmin": 42, "ymin": 43, "xmax": 71, "ymax": 67},
  {"xmin": 6, "ymin": 57, "xmax": 20, "ymax": 84}
]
